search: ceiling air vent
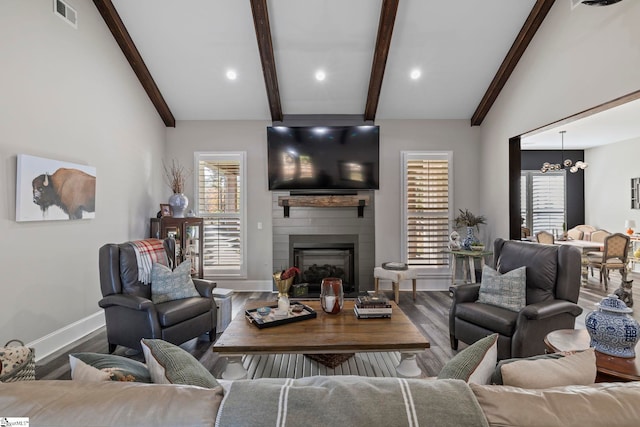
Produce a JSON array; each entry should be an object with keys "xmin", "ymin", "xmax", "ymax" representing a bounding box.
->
[
  {"xmin": 572, "ymin": 0, "xmax": 623, "ymax": 7},
  {"xmin": 54, "ymin": 0, "xmax": 77, "ymax": 28}
]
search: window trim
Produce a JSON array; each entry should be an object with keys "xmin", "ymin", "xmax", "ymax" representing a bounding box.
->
[
  {"xmin": 193, "ymin": 151, "xmax": 247, "ymax": 278},
  {"xmin": 401, "ymin": 151, "xmax": 454, "ymax": 273}
]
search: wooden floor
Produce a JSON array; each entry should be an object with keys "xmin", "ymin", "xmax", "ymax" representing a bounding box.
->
[{"xmin": 36, "ymin": 270, "xmax": 639, "ymax": 380}]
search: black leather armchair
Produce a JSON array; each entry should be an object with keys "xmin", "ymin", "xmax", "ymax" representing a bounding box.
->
[
  {"xmin": 449, "ymin": 238, "xmax": 582, "ymax": 360},
  {"xmin": 99, "ymin": 239, "xmax": 217, "ymax": 353}
]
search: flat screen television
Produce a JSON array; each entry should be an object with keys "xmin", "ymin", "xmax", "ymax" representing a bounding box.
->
[{"xmin": 267, "ymin": 125, "xmax": 380, "ymax": 191}]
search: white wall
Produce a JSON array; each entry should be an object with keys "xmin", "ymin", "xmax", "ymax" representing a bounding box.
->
[
  {"xmin": 167, "ymin": 119, "xmax": 481, "ymax": 291},
  {"xmin": 585, "ymin": 137, "xmax": 640, "ymax": 232},
  {"xmin": 480, "ymin": 1, "xmax": 640, "ymax": 242},
  {"xmin": 0, "ymin": 1, "xmax": 166, "ymax": 357}
]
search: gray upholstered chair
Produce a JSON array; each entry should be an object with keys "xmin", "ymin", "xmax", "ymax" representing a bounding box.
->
[
  {"xmin": 99, "ymin": 239, "xmax": 217, "ymax": 353},
  {"xmin": 449, "ymin": 238, "xmax": 582, "ymax": 360}
]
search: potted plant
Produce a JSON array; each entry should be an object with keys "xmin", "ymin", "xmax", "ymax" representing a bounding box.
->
[{"xmin": 453, "ymin": 209, "xmax": 487, "ymax": 250}]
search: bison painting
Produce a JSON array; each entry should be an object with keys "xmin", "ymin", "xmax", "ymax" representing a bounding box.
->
[{"xmin": 32, "ymin": 168, "xmax": 96, "ymax": 219}]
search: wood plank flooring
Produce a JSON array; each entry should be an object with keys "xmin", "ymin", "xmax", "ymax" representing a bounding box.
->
[{"xmin": 35, "ymin": 270, "xmax": 639, "ymax": 380}]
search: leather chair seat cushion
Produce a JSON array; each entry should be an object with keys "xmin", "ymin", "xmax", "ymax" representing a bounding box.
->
[
  {"xmin": 495, "ymin": 241, "xmax": 558, "ymax": 304},
  {"xmin": 456, "ymin": 302, "xmax": 517, "ymax": 337},
  {"xmin": 155, "ymin": 297, "xmax": 213, "ymax": 328}
]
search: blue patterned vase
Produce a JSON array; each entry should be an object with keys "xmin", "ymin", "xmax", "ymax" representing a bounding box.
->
[
  {"xmin": 462, "ymin": 226, "xmax": 479, "ymax": 250},
  {"xmin": 585, "ymin": 294, "xmax": 639, "ymax": 358},
  {"xmin": 168, "ymin": 193, "xmax": 189, "ymax": 218}
]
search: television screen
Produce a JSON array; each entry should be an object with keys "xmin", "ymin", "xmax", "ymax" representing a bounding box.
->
[{"xmin": 267, "ymin": 126, "xmax": 380, "ymax": 191}]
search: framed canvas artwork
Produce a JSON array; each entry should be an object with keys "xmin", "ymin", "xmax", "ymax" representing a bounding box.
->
[{"xmin": 16, "ymin": 154, "xmax": 96, "ymax": 221}]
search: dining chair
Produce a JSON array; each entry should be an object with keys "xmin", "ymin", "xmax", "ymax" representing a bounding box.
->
[
  {"xmin": 566, "ymin": 228, "xmax": 584, "ymax": 240},
  {"xmin": 535, "ymin": 230, "xmax": 555, "ymax": 244},
  {"xmin": 586, "ymin": 233, "xmax": 630, "ymax": 291},
  {"xmin": 590, "ymin": 229, "xmax": 610, "ymax": 243}
]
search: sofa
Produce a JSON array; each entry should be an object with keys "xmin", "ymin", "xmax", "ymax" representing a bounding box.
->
[{"xmin": 2, "ymin": 377, "xmax": 640, "ymax": 426}]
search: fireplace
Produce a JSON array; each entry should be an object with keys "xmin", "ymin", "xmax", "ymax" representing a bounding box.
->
[{"xmin": 289, "ymin": 235, "xmax": 358, "ymax": 295}]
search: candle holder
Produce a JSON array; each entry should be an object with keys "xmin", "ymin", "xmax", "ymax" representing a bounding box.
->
[{"xmin": 320, "ymin": 277, "xmax": 344, "ymax": 314}]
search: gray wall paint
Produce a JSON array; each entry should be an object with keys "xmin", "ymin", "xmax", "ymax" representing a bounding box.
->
[{"xmin": 1, "ymin": 1, "xmax": 166, "ymax": 350}]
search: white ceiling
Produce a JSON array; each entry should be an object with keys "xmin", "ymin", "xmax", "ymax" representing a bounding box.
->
[
  {"xmin": 521, "ymin": 97, "xmax": 640, "ymax": 150},
  {"xmin": 109, "ymin": 0, "xmax": 537, "ymax": 121}
]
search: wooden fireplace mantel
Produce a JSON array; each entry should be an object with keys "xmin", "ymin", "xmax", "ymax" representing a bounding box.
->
[{"xmin": 278, "ymin": 195, "xmax": 370, "ymax": 218}]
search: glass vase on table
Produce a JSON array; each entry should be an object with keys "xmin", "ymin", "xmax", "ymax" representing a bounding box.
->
[{"xmin": 320, "ymin": 277, "xmax": 344, "ymax": 314}]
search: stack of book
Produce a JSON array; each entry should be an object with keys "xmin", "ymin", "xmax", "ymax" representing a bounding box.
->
[{"xmin": 354, "ymin": 293, "xmax": 392, "ymax": 319}]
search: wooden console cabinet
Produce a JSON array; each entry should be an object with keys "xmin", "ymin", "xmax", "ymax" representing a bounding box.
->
[{"xmin": 150, "ymin": 217, "xmax": 204, "ymax": 278}]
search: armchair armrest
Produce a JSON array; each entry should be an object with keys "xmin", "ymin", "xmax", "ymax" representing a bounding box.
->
[
  {"xmin": 193, "ymin": 278, "xmax": 217, "ymax": 298},
  {"xmin": 450, "ymin": 284, "xmax": 480, "ymax": 304},
  {"xmin": 519, "ymin": 300, "xmax": 583, "ymax": 321},
  {"xmin": 98, "ymin": 294, "xmax": 155, "ymax": 311}
]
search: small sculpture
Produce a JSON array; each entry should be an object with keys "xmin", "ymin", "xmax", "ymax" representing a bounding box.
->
[{"xmin": 448, "ymin": 231, "xmax": 461, "ymax": 250}]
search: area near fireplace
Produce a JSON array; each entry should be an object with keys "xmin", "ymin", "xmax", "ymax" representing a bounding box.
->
[{"xmin": 272, "ymin": 190, "xmax": 375, "ymax": 297}]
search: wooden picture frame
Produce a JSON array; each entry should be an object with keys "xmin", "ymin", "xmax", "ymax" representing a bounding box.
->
[{"xmin": 160, "ymin": 203, "xmax": 172, "ymax": 217}]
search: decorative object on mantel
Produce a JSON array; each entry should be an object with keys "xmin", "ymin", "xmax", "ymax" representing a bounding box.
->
[
  {"xmin": 320, "ymin": 277, "xmax": 344, "ymax": 314},
  {"xmin": 585, "ymin": 294, "xmax": 639, "ymax": 358},
  {"xmin": 453, "ymin": 209, "xmax": 487, "ymax": 250},
  {"xmin": 540, "ymin": 131, "xmax": 588, "ymax": 174},
  {"xmin": 273, "ymin": 267, "xmax": 299, "ymax": 314},
  {"xmin": 625, "ymin": 219, "xmax": 635, "ymax": 235},
  {"xmin": 163, "ymin": 159, "xmax": 191, "ymax": 218}
]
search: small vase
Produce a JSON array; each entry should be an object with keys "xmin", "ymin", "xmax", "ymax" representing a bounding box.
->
[
  {"xmin": 462, "ymin": 226, "xmax": 479, "ymax": 250},
  {"xmin": 320, "ymin": 277, "xmax": 344, "ymax": 314},
  {"xmin": 169, "ymin": 193, "xmax": 189, "ymax": 218},
  {"xmin": 277, "ymin": 293, "xmax": 290, "ymax": 314},
  {"xmin": 586, "ymin": 294, "xmax": 639, "ymax": 358}
]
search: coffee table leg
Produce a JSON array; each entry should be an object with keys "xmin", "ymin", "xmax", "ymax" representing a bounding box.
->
[
  {"xmin": 221, "ymin": 356, "xmax": 248, "ymax": 380},
  {"xmin": 395, "ymin": 352, "xmax": 422, "ymax": 378}
]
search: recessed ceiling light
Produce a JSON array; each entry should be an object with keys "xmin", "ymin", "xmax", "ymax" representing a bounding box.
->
[
  {"xmin": 410, "ymin": 69, "xmax": 421, "ymax": 80},
  {"xmin": 226, "ymin": 70, "xmax": 237, "ymax": 80},
  {"xmin": 315, "ymin": 70, "xmax": 326, "ymax": 81}
]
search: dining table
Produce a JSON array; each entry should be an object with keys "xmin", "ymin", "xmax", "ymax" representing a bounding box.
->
[{"xmin": 555, "ymin": 239, "xmax": 603, "ymax": 283}]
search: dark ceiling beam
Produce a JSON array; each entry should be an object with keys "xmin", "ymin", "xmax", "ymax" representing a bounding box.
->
[
  {"xmin": 93, "ymin": 0, "xmax": 175, "ymax": 127},
  {"xmin": 250, "ymin": 0, "xmax": 283, "ymax": 122},
  {"xmin": 470, "ymin": 0, "xmax": 556, "ymax": 126},
  {"xmin": 364, "ymin": 0, "xmax": 399, "ymax": 122}
]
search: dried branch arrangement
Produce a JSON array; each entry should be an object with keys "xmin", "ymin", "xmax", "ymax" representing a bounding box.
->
[{"xmin": 163, "ymin": 159, "xmax": 191, "ymax": 194}]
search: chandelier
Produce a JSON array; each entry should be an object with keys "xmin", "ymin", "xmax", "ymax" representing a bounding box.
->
[{"xmin": 540, "ymin": 131, "xmax": 588, "ymax": 173}]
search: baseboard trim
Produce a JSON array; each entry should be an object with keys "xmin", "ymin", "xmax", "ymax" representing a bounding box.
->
[{"xmin": 27, "ymin": 311, "xmax": 105, "ymax": 362}]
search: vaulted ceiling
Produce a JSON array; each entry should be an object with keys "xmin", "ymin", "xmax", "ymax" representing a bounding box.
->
[{"xmin": 94, "ymin": 0, "xmax": 558, "ymax": 127}]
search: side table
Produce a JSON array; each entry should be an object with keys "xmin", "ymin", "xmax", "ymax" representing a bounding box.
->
[
  {"xmin": 444, "ymin": 249, "xmax": 492, "ymax": 285},
  {"xmin": 544, "ymin": 329, "xmax": 640, "ymax": 382}
]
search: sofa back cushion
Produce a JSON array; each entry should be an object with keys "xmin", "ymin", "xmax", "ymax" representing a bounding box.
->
[
  {"xmin": 471, "ymin": 381, "xmax": 640, "ymax": 427},
  {"xmin": 494, "ymin": 239, "xmax": 558, "ymax": 304}
]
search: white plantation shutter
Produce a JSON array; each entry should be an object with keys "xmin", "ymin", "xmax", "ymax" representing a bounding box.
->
[
  {"xmin": 521, "ymin": 170, "xmax": 565, "ymax": 236},
  {"xmin": 402, "ymin": 152, "xmax": 452, "ymax": 267},
  {"xmin": 195, "ymin": 152, "xmax": 246, "ymax": 277}
]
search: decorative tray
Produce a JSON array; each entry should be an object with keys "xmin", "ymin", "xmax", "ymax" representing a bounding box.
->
[{"xmin": 245, "ymin": 303, "xmax": 317, "ymax": 329}]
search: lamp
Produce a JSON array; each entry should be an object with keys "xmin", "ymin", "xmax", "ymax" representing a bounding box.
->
[
  {"xmin": 540, "ymin": 131, "xmax": 588, "ymax": 173},
  {"xmin": 625, "ymin": 220, "xmax": 636, "ymax": 235}
]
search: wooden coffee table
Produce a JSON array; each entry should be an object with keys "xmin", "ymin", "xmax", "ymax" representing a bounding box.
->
[
  {"xmin": 544, "ymin": 329, "xmax": 640, "ymax": 382},
  {"xmin": 213, "ymin": 300, "xmax": 430, "ymax": 379}
]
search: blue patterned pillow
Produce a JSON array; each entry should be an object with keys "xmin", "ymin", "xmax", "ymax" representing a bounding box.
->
[
  {"xmin": 151, "ymin": 260, "xmax": 199, "ymax": 304},
  {"xmin": 477, "ymin": 265, "xmax": 526, "ymax": 312}
]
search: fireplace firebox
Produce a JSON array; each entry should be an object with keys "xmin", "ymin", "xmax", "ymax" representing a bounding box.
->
[{"xmin": 289, "ymin": 235, "xmax": 358, "ymax": 295}]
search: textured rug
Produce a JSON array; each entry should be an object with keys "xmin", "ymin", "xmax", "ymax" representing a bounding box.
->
[{"xmin": 305, "ymin": 353, "xmax": 355, "ymax": 368}]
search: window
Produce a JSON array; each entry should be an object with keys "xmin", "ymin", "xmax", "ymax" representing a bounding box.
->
[
  {"xmin": 401, "ymin": 151, "xmax": 452, "ymax": 268},
  {"xmin": 195, "ymin": 152, "xmax": 246, "ymax": 277},
  {"xmin": 521, "ymin": 170, "xmax": 565, "ymax": 236}
]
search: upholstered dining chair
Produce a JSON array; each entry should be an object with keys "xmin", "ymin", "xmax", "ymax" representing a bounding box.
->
[
  {"xmin": 99, "ymin": 239, "xmax": 217, "ymax": 353},
  {"xmin": 586, "ymin": 233, "xmax": 630, "ymax": 291},
  {"xmin": 590, "ymin": 229, "xmax": 610, "ymax": 243},
  {"xmin": 566, "ymin": 228, "xmax": 584, "ymax": 241},
  {"xmin": 535, "ymin": 230, "xmax": 555, "ymax": 244}
]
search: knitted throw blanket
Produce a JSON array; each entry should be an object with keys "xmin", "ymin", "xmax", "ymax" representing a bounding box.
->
[{"xmin": 129, "ymin": 239, "xmax": 169, "ymax": 284}]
